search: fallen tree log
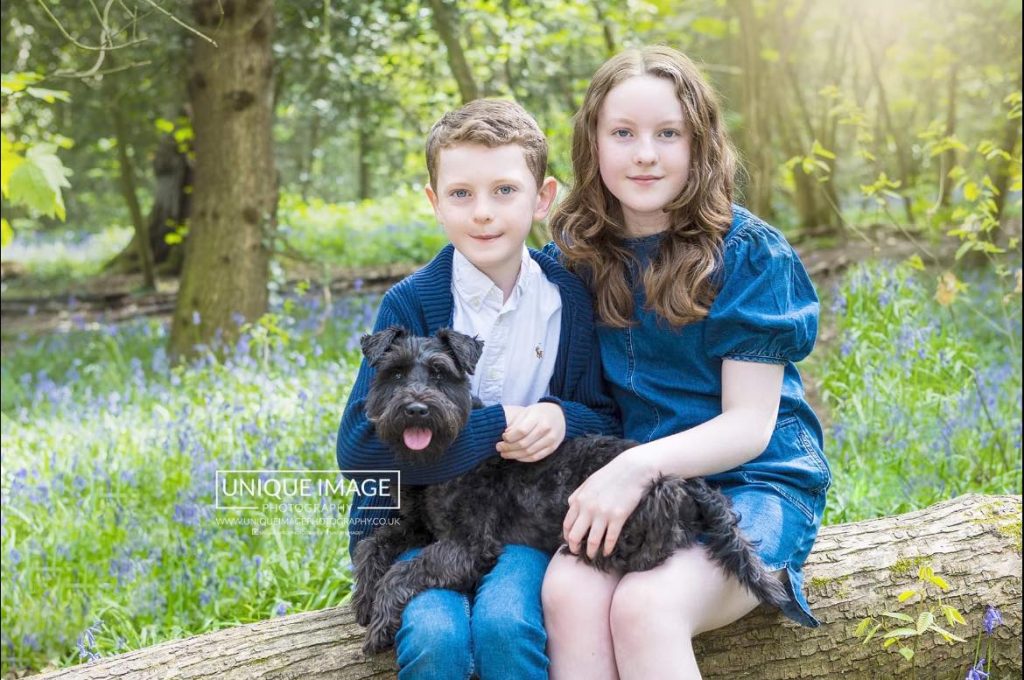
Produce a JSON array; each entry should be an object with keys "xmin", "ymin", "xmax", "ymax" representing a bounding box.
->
[{"xmin": 32, "ymin": 493, "xmax": 1022, "ymax": 679}]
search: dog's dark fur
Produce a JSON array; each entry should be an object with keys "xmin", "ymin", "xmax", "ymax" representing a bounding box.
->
[{"xmin": 352, "ymin": 327, "xmax": 787, "ymax": 655}]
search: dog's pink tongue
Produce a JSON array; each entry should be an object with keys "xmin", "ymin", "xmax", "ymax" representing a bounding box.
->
[{"xmin": 403, "ymin": 428, "xmax": 433, "ymax": 451}]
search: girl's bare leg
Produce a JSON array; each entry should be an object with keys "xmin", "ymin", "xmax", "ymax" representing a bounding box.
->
[
  {"xmin": 609, "ymin": 547, "xmax": 763, "ymax": 680},
  {"xmin": 543, "ymin": 550, "xmax": 623, "ymax": 680}
]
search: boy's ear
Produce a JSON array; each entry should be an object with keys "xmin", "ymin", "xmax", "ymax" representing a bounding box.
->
[
  {"xmin": 360, "ymin": 326, "xmax": 407, "ymax": 367},
  {"xmin": 435, "ymin": 328, "xmax": 484, "ymax": 376},
  {"xmin": 533, "ymin": 176, "xmax": 558, "ymax": 221},
  {"xmin": 424, "ymin": 184, "xmax": 442, "ymax": 221}
]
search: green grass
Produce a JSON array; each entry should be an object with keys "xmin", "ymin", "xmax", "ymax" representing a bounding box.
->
[
  {"xmin": 1, "ymin": 293, "xmax": 379, "ymax": 673},
  {"xmin": 279, "ymin": 187, "xmax": 448, "ymax": 268},
  {"xmin": 811, "ymin": 261, "xmax": 1022, "ymax": 525}
]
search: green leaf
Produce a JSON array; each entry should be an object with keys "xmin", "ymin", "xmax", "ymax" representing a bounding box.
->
[
  {"xmin": 905, "ymin": 256, "xmax": 925, "ymax": 272},
  {"xmin": 863, "ymin": 622, "xmax": 883, "ymax": 644},
  {"xmin": 0, "ymin": 217, "xmax": 12, "ymax": 247},
  {"xmin": 0, "ymin": 71, "xmax": 42, "ymax": 93},
  {"xmin": 881, "ymin": 612, "xmax": 915, "ymax": 622},
  {"xmin": 928, "ymin": 623, "xmax": 967, "ymax": 643},
  {"xmin": 812, "ymin": 139, "xmax": 837, "ymax": 159},
  {"xmin": 155, "ymin": 118, "xmax": 176, "ymax": 134},
  {"xmin": 25, "ymin": 86, "xmax": 70, "ymax": 103},
  {"xmin": 940, "ymin": 604, "xmax": 966, "ymax": 626},
  {"xmin": 898, "ymin": 647, "xmax": 914, "ymax": 661},
  {"xmin": 915, "ymin": 611, "xmax": 934, "ymax": 634},
  {"xmin": 964, "ymin": 181, "xmax": 980, "ymax": 201},
  {"xmin": 882, "ymin": 626, "xmax": 920, "ymax": 639},
  {"xmin": 6, "ymin": 143, "xmax": 72, "ymax": 220},
  {"xmin": 854, "ymin": 618, "xmax": 873, "ymax": 636},
  {"xmin": 955, "ymin": 240, "xmax": 975, "ymax": 260},
  {"xmin": 1, "ymin": 134, "xmax": 24, "ymax": 196}
]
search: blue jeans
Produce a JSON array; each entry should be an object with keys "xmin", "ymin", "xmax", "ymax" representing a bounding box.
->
[{"xmin": 393, "ymin": 544, "xmax": 550, "ymax": 680}]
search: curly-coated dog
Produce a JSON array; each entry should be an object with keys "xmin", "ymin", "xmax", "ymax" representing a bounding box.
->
[{"xmin": 351, "ymin": 326, "xmax": 786, "ymax": 655}]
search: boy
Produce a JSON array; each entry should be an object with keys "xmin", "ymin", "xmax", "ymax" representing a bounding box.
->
[{"xmin": 337, "ymin": 99, "xmax": 618, "ymax": 679}]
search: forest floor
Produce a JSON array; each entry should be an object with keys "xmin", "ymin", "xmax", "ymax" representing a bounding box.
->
[{"xmin": 0, "ymin": 233, "xmax": 939, "ymax": 337}]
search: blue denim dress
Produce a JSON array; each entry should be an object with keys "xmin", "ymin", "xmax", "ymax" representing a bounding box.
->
[{"xmin": 597, "ymin": 206, "xmax": 831, "ymax": 627}]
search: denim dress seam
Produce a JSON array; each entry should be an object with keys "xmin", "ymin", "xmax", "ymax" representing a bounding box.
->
[
  {"xmin": 624, "ymin": 325, "xmax": 661, "ymax": 442},
  {"xmin": 722, "ymin": 352, "xmax": 787, "ymax": 365},
  {"xmin": 796, "ymin": 425, "xmax": 832, "ymax": 494},
  {"xmin": 738, "ymin": 472, "xmax": 816, "ymax": 523}
]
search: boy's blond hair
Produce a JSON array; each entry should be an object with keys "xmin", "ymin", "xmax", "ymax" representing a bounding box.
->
[{"xmin": 426, "ymin": 99, "xmax": 548, "ymax": 190}]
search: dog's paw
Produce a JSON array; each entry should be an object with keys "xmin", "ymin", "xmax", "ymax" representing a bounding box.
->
[
  {"xmin": 352, "ymin": 588, "xmax": 374, "ymax": 627},
  {"xmin": 361, "ymin": 624, "xmax": 396, "ymax": 656}
]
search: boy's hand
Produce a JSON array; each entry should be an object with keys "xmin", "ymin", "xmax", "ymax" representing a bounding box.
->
[{"xmin": 497, "ymin": 403, "xmax": 566, "ymax": 463}]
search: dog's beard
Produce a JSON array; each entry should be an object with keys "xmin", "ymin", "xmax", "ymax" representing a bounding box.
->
[{"xmin": 370, "ymin": 395, "xmax": 469, "ymax": 464}]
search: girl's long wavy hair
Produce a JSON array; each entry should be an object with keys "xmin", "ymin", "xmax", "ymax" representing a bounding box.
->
[{"xmin": 551, "ymin": 46, "xmax": 736, "ymax": 328}]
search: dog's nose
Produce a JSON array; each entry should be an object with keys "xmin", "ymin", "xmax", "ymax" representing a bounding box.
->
[{"xmin": 405, "ymin": 402, "xmax": 429, "ymax": 418}]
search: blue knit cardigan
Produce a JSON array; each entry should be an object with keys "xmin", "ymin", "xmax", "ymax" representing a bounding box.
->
[{"xmin": 336, "ymin": 244, "xmax": 620, "ymax": 555}]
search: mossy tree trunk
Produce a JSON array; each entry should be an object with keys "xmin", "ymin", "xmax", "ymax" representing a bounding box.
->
[
  {"xmin": 168, "ymin": 0, "xmax": 277, "ymax": 359},
  {"xmin": 31, "ymin": 494, "xmax": 1022, "ymax": 679}
]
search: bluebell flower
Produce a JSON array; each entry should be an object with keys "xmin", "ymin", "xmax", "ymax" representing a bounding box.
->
[
  {"xmin": 274, "ymin": 601, "xmax": 289, "ymax": 617},
  {"xmin": 965, "ymin": 659, "xmax": 988, "ymax": 680},
  {"xmin": 983, "ymin": 605, "xmax": 1002, "ymax": 635},
  {"xmin": 173, "ymin": 503, "xmax": 201, "ymax": 527}
]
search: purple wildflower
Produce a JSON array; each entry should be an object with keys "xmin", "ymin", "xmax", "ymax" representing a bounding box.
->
[
  {"xmin": 274, "ymin": 602, "xmax": 289, "ymax": 617},
  {"xmin": 192, "ymin": 310, "xmax": 201, "ymax": 325},
  {"xmin": 983, "ymin": 606, "xmax": 1002, "ymax": 635},
  {"xmin": 965, "ymin": 659, "xmax": 988, "ymax": 680}
]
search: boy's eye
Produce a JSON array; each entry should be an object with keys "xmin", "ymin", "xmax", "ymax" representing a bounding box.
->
[
  {"xmin": 450, "ymin": 189, "xmax": 470, "ymax": 199},
  {"xmin": 496, "ymin": 185, "xmax": 516, "ymax": 196}
]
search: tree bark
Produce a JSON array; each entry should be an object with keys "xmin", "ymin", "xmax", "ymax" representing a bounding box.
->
[
  {"xmin": 103, "ymin": 128, "xmax": 192, "ymax": 277},
  {"xmin": 110, "ymin": 101, "xmax": 156, "ymax": 291},
  {"xmin": 30, "ymin": 494, "xmax": 1022, "ymax": 679},
  {"xmin": 169, "ymin": 0, "xmax": 278, "ymax": 358},
  {"xmin": 427, "ymin": 0, "xmax": 480, "ymax": 104}
]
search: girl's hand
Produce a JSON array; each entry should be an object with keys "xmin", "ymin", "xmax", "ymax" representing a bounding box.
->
[
  {"xmin": 563, "ymin": 449, "xmax": 656, "ymax": 559},
  {"xmin": 497, "ymin": 402, "xmax": 566, "ymax": 463}
]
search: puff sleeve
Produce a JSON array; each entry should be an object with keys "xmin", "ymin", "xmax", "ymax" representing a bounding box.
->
[{"xmin": 704, "ymin": 221, "xmax": 819, "ymax": 364}]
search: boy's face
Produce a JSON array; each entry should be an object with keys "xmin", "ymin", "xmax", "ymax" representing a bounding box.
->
[{"xmin": 426, "ymin": 143, "xmax": 556, "ymax": 282}]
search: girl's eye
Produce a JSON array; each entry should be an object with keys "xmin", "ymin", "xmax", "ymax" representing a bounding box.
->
[
  {"xmin": 496, "ymin": 185, "xmax": 516, "ymax": 196},
  {"xmin": 612, "ymin": 129, "xmax": 631, "ymax": 138},
  {"xmin": 660, "ymin": 129, "xmax": 681, "ymax": 138}
]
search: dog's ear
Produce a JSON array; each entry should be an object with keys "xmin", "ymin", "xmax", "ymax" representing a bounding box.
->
[
  {"xmin": 435, "ymin": 328, "xmax": 484, "ymax": 375},
  {"xmin": 360, "ymin": 326, "xmax": 408, "ymax": 367}
]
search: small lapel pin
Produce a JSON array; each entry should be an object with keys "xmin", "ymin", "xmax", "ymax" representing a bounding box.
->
[{"xmin": 535, "ymin": 344, "xmax": 544, "ymax": 359}]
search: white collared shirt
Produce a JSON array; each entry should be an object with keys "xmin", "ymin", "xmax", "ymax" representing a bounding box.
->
[{"xmin": 451, "ymin": 246, "xmax": 562, "ymax": 407}]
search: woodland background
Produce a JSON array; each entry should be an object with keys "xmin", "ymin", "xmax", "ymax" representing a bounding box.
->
[{"xmin": 0, "ymin": 0, "xmax": 1020, "ymax": 676}]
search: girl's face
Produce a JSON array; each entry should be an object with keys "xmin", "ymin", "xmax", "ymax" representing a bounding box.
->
[{"xmin": 596, "ymin": 75, "xmax": 691, "ymax": 237}]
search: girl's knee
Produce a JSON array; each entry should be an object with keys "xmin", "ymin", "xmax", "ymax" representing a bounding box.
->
[
  {"xmin": 542, "ymin": 554, "xmax": 617, "ymax": 619},
  {"xmin": 609, "ymin": 571, "xmax": 697, "ymax": 639}
]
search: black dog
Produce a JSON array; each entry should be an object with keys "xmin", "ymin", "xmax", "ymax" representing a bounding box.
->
[{"xmin": 351, "ymin": 326, "xmax": 786, "ymax": 655}]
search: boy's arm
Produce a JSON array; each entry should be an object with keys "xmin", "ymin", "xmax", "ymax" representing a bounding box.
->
[{"xmin": 336, "ymin": 289, "xmax": 509, "ymax": 485}]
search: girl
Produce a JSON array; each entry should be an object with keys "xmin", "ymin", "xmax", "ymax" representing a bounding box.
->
[{"xmin": 544, "ymin": 46, "xmax": 831, "ymax": 679}]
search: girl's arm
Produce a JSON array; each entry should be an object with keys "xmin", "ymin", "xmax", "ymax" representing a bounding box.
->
[{"xmin": 562, "ymin": 359, "xmax": 784, "ymax": 559}]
